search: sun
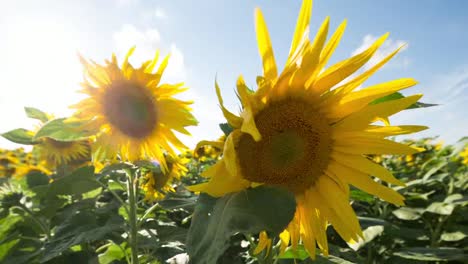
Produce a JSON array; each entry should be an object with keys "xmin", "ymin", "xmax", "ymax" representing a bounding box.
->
[{"xmin": 189, "ymin": 0, "xmax": 427, "ymax": 257}]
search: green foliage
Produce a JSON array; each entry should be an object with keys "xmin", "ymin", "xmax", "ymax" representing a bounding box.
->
[
  {"xmin": 370, "ymin": 92, "xmax": 438, "ymax": 109},
  {"xmin": 24, "ymin": 107, "xmax": 50, "ymax": 123},
  {"xmin": 1, "ymin": 129, "xmax": 37, "ymax": 145},
  {"xmin": 0, "ymin": 137, "xmax": 466, "ymax": 263},
  {"xmin": 33, "ymin": 118, "xmax": 94, "ymax": 141},
  {"xmin": 187, "ymin": 186, "xmax": 296, "ymax": 263}
]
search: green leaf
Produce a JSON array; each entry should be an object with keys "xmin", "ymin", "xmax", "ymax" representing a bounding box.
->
[
  {"xmin": 393, "ymin": 247, "xmax": 467, "ymax": 261},
  {"xmin": 26, "ymin": 172, "xmax": 49, "ymax": 188},
  {"xmin": 0, "ymin": 215, "xmax": 21, "ymax": 241},
  {"xmin": 441, "ymin": 231, "xmax": 466, "ymax": 242},
  {"xmin": 278, "ymin": 245, "xmax": 309, "ymax": 260},
  {"xmin": 98, "ymin": 243, "xmax": 126, "ymax": 264},
  {"xmin": 24, "ymin": 107, "xmax": 49, "ymax": 123},
  {"xmin": 219, "ymin": 123, "xmax": 233, "ymax": 136},
  {"xmin": 159, "ymin": 196, "xmax": 198, "ymax": 210},
  {"xmin": 186, "ymin": 186, "xmax": 296, "ymax": 264},
  {"xmin": 348, "ymin": 225, "xmax": 384, "ymax": 251},
  {"xmin": 0, "ymin": 239, "xmax": 19, "ymax": 261},
  {"xmin": 392, "ymin": 207, "xmax": 424, "ymax": 220},
  {"xmin": 41, "ymin": 212, "xmax": 124, "ymax": 262},
  {"xmin": 350, "ymin": 189, "xmax": 374, "ymax": 203},
  {"xmin": 1, "ymin": 129, "xmax": 37, "ymax": 145},
  {"xmin": 33, "ymin": 118, "xmax": 94, "ymax": 141},
  {"xmin": 314, "ymin": 255, "xmax": 355, "ymax": 264},
  {"xmin": 425, "ymin": 202, "xmax": 455, "ymax": 215},
  {"xmin": 370, "ymin": 92, "xmax": 405, "ymax": 105},
  {"xmin": 47, "ymin": 166, "xmax": 100, "ymax": 196},
  {"xmin": 370, "ymin": 92, "xmax": 437, "ymax": 109}
]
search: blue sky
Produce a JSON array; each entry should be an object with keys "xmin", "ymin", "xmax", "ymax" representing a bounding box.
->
[{"xmin": 1, "ymin": 0, "xmax": 467, "ymax": 149}]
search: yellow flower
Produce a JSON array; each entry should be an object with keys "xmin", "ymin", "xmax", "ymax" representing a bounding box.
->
[
  {"xmin": 0, "ymin": 151, "xmax": 20, "ymax": 177},
  {"xmin": 434, "ymin": 141, "xmax": 443, "ymax": 151},
  {"xmin": 71, "ymin": 47, "xmax": 197, "ymax": 171},
  {"xmin": 34, "ymin": 138, "xmax": 90, "ymax": 168},
  {"xmin": 460, "ymin": 146, "xmax": 468, "ymax": 165},
  {"xmin": 194, "ymin": 134, "xmax": 226, "ymax": 161},
  {"xmin": 189, "ymin": 0, "xmax": 426, "ymax": 257},
  {"xmin": 141, "ymin": 155, "xmax": 188, "ymax": 201},
  {"xmin": 405, "ymin": 154, "xmax": 414, "ymax": 166},
  {"xmin": 12, "ymin": 162, "xmax": 51, "ymax": 179}
]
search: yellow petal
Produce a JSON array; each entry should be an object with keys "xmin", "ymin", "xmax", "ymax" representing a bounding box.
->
[
  {"xmin": 187, "ymin": 160, "xmax": 249, "ymax": 197},
  {"xmin": 194, "ymin": 140, "xmax": 225, "ymax": 153},
  {"xmin": 331, "ymin": 152, "xmax": 405, "ymax": 186},
  {"xmin": 313, "ymin": 33, "xmax": 389, "ymax": 94},
  {"xmin": 334, "ymin": 94, "xmax": 423, "ymax": 131},
  {"xmin": 290, "ymin": 17, "xmax": 329, "ymax": 90},
  {"xmin": 215, "ymin": 79, "xmax": 243, "ymax": 128},
  {"xmin": 145, "ymin": 49, "xmax": 160, "ymax": 73},
  {"xmin": 326, "ymin": 78, "xmax": 418, "ymax": 119},
  {"xmin": 288, "ymin": 0, "xmax": 312, "ymax": 62},
  {"xmin": 240, "ymin": 107, "xmax": 262, "ymax": 141},
  {"xmin": 316, "ymin": 19, "xmax": 347, "ymax": 74},
  {"xmin": 254, "ymin": 231, "xmax": 272, "ymax": 255},
  {"xmin": 279, "ymin": 230, "xmax": 290, "ymax": 254},
  {"xmin": 255, "ymin": 8, "xmax": 278, "ymax": 80},
  {"xmin": 333, "ymin": 125, "xmax": 428, "ymax": 139},
  {"xmin": 122, "ymin": 46, "xmax": 136, "ymax": 72},
  {"xmin": 328, "ymin": 161, "xmax": 405, "ymax": 206},
  {"xmin": 334, "ymin": 138, "xmax": 423, "ymax": 155}
]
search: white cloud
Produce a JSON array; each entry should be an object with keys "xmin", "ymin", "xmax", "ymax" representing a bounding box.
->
[
  {"xmin": 352, "ymin": 34, "xmax": 409, "ymax": 70},
  {"xmin": 155, "ymin": 7, "xmax": 167, "ymax": 19}
]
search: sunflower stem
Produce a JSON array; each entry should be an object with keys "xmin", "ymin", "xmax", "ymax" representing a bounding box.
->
[{"xmin": 126, "ymin": 168, "xmax": 139, "ymax": 264}]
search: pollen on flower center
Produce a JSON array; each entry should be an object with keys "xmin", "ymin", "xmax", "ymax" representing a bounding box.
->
[
  {"xmin": 235, "ymin": 98, "xmax": 332, "ymax": 194},
  {"xmin": 103, "ymin": 81, "xmax": 158, "ymax": 138}
]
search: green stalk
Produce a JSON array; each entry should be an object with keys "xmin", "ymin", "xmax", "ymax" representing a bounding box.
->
[{"xmin": 126, "ymin": 169, "xmax": 139, "ymax": 264}]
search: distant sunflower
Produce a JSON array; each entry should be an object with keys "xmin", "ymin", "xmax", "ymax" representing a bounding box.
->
[
  {"xmin": 71, "ymin": 47, "xmax": 197, "ymax": 170},
  {"xmin": 460, "ymin": 146, "xmax": 468, "ymax": 165},
  {"xmin": 13, "ymin": 162, "xmax": 51, "ymax": 179},
  {"xmin": 141, "ymin": 155, "xmax": 188, "ymax": 201},
  {"xmin": 189, "ymin": 0, "xmax": 427, "ymax": 257},
  {"xmin": 0, "ymin": 151, "xmax": 19, "ymax": 177},
  {"xmin": 34, "ymin": 138, "xmax": 90, "ymax": 168}
]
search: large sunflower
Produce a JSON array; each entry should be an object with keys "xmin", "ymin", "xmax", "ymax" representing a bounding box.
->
[
  {"xmin": 189, "ymin": 0, "xmax": 427, "ymax": 257},
  {"xmin": 71, "ymin": 48, "xmax": 197, "ymax": 170}
]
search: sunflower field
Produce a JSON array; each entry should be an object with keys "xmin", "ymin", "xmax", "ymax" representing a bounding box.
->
[{"xmin": 1, "ymin": 0, "xmax": 467, "ymax": 263}]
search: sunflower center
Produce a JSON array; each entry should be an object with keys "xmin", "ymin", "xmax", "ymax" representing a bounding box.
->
[
  {"xmin": 235, "ymin": 98, "xmax": 332, "ymax": 194},
  {"xmin": 103, "ymin": 81, "xmax": 157, "ymax": 138}
]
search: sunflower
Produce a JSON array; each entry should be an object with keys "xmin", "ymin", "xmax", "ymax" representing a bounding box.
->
[
  {"xmin": 141, "ymin": 154, "xmax": 188, "ymax": 201},
  {"xmin": 13, "ymin": 162, "xmax": 51, "ymax": 179},
  {"xmin": 189, "ymin": 0, "xmax": 427, "ymax": 257},
  {"xmin": 34, "ymin": 138, "xmax": 91, "ymax": 168},
  {"xmin": 460, "ymin": 146, "xmax": 468, "ymax": 165},
  {"xmin": 71, "ymin": 47, "xmax": 197, "ymax": 171},
  {"xmin": 0, "ymin": 151, "xmax": 19, "ymax": 177},
  {"xmin": 194, "ymin": 134, "xmax": 226, "ymax": 161}
]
